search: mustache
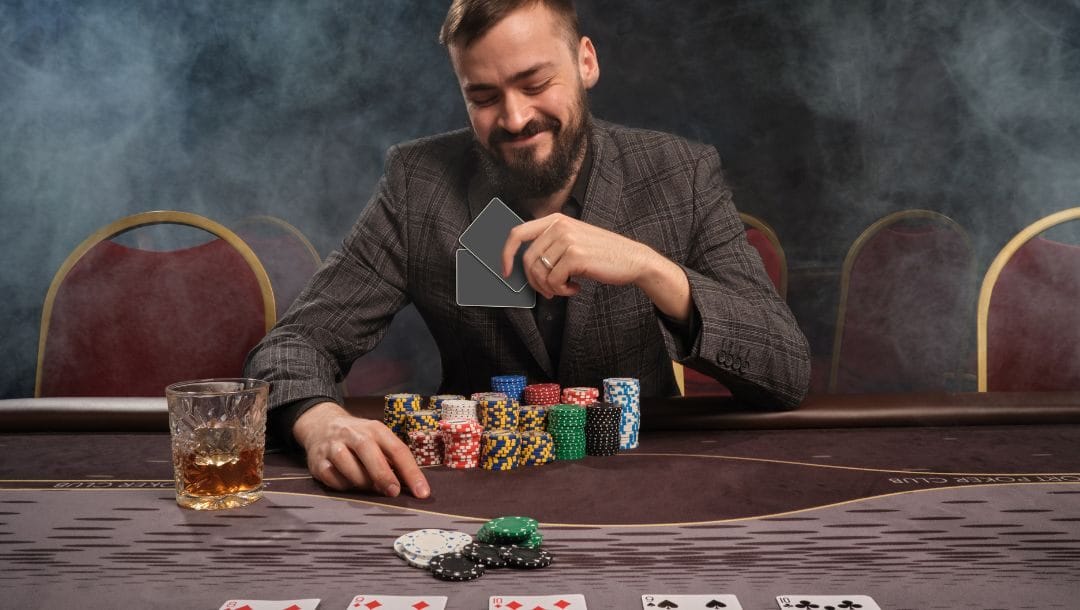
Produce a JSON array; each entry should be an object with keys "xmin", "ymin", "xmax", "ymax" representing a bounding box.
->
[{"xmin": 488, "ymin": 115, "xmax": 561, "ymax": 147}]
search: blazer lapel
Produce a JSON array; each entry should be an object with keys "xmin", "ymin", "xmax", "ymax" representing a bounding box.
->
[
  {"xmin": 467, "ymin": 167, "xmax": 555, "ymax": 378},
  {"xmin": 559, "ymin": 125, "xmax": 624, "ymax": 381}
]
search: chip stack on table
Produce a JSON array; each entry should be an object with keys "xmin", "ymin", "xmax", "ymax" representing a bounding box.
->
[
  {"xmin": 440, "ymin": 398, "xmax": 478, "ymax": 422},
  {"xmin": 585, "ymin": 401, "xmax": 621, "ymax": 456},
  {"xmin": 476, "ymin": 515, "xmax": 546, "ymax": 550},
  {"xmin": 561, "ymin": 386, "xmax": 599, "ymax": 405},
  {"xmin": 383, "ymin": 393, "xmax": 422, "ymax": 441},
  {"xmin": 394, "ymin": 516, "xmax": 554, "ymax": 582},
  {"xmin": 477, "ymin": 394, "xmax": 519, "ymax": 431},
  {"xmin": 408, "ymin": 429, "xmax": 443, "ymax": 466},
  {"xmin": 439, "ymin": 418, "xmax": 483, "ymax": 468},
  {"xmin": 546, "ymin": 404, "xmax": 587, "ymax": 460},
  {"xmin": 428, "ymin": 394, "xmax": 466, "ymax": 414},
  {"xmin": 518, "ymin": 405, "xmax": 548, "ymax": 431},
  {"xmin": 406, "ymin": 410, "xmax": 439, "ymax": 433},
  {"xmin": 603, "ymin": 377, "xmax": 641, "ymax": 449},
  {"xmin": 517, "ymin": 430, "xmax": 555, "ymax": 466},
  {"xmin": 523, "ymin": 382, "xmax": 561, "ymax": 406},
  {"xmin": 471, "ymin": 391, "xmax": 507, "ymax": 402},
  {"xmin": 393, "ymin": 528, "xmax": 472, "ymax": 569},
  {"xmin": 480, "ymin": 430, "xmax": 520, "ymax": 470},
  {"xmin": 490, "ymin": 374, "xmax": 527, "ymax": 401}
]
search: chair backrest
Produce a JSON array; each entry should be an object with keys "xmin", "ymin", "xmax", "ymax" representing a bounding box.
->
[
  {"xmin": 740, "ymin": 212, "xmax": 788, "ymax": 299},
  {"xmin": 231, "ymin": 215, "xmax": 322, "ymax": 318},
  {"xmin": 674, "ymin": 213, "xmax": 788, "ymax": 396},
  {"xmin": 36, "ymin": 211, "xmax": 276, "ymax": 397},
  {"xmin": 978, "ymin": 208, "xmax": 1080, "ymax": 392},
  {"xmin": 829, "ymin": 210, "xmax": 976, "ymax": 394}
]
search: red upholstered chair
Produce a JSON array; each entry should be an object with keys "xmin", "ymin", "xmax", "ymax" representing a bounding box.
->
[
  {"xmin": 978, "ymin": 208, "xmax": 1080, "ymax": 391},
  {"xmin": 36, "ymin": 211, "xmax": 276, "ymax": 397},
  {"xmin": 829, "ymin": 210, "xmax": 976, "ymax": 393},
  {"xmin": 675, "ymin": 213, "xmax": 787, "ymax": 396},
  {"xmin": 231, "ymin": 215, "xmax": 322, "ymax": 318}
]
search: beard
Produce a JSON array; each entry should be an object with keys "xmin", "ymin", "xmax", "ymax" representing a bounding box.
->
[{"xmin": 475, "ymin": 89, "xmax": 591, "ymax": 202}]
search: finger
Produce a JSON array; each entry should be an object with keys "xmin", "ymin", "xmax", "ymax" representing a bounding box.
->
[
  {"xmin": 349, "ymin": 428, "xmax": 404, "ymax": 497},
  {"xmin": 312, "ymin": 455, "xmax": 360, "ymax": 491},
  {"xmin": 538, "ymin": 241, "xmax": 574, "ymax": 293},
  {"xmin": 502, "ymin": 216, "xmax": 555, "ymax": 277},
  {"xmin": 524, "ymin": 225, "xmax": 570, "ymax": 298},
  {"xmin": 326, "ymin": 442, "xmax": 375, "ymax": 491},
  {"xmin": 376, "ymin": 427, "xmax": 431, "ymax": 499}
]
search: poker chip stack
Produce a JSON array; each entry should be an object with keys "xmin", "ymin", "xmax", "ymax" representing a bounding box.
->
[
  {"xmin": 478, "ymin": 394, "xmax": 519, "ymax": 431},
  {"xmin": 439, "ymin": 418, "xmax": 483, "ymax": 468},
  {"xmin": 471, "ymin": 391, "xmax": 506, "ymax": 402},
  {"xmin": 423, "ymin": 515, "xmax": 553, "ymax": 581},
  {"xmin": 428, "ymin": 394, "xmax": 466, "ymax": 415},
  {"xmin": 383, "ymin": 393, "xmax": 422, "ymax": 441},
  {"xmin": 408, "ymin": 429, "xmax": 443, "ymax": 466},
  {"xmin": 518, "ymin": 430, "xmax": 555, "ymax": 466},
  {"xmin": 561, "ymin": 386, "xmax": 599, "ymax": 406},
  {"xmin": 491, "ymin": 375, "xmax": 528, "ymax": 401},
  {"xmin": 603, "ymin": 377, "xmax": 641, "ymax": 450},
  {"xmin": 518, "ymin": 405, "xmax": 548, "ymax": 432},
  {"xmin": 584, "ymin": 401, "xmax": 621, "ymax": 456},
  {"xmin": 404, "ymin": 408, "xmax": 443, "ymax": 466},
  {"xmin": 480, "ymin": 430, "xmax": 520, "ymax": 470},
  {"xmin": 393, "ymin": 528, "xmax": 472, "ymax": 569},
  {"xmin": 441, "ymin": 399, "xmax": 478, "ymax": 422},
  {"xmin": 546, "ymin": 404, "xmax": 587, "ymax": 460},
  {"xmin": 476, "ymin": 516, "xmax": 546, "ymax": 551},
  {"xmin": 523, "ymin": 383, "xmax": 561, "ymax": 406},
  {"xmin": 406, "ymin": 410, "xmax": 440, "ymax": 433}
]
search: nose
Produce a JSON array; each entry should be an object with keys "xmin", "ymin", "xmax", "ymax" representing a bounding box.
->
[{"xmin": 498, "ymin": 91, "xmax": 533, "ymax": 134}]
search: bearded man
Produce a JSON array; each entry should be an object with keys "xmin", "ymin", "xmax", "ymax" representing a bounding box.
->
[{"xmin": 244, "ymin": 0, "xmax": 811, "ymax": 498}]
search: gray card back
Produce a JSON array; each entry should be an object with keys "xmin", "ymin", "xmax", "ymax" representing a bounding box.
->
[
  {"xmin": 456, "ymin": 249, "xmax": 536, "ymax": 308},
  {"xmin": 458, "ymin": 197, "xmax": 529, "ymax": 292}
]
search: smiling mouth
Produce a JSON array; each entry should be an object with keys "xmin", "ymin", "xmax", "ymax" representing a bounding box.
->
[{"xmin": 502, "ymin": 131, "xmax": 546, "ymax": 147}]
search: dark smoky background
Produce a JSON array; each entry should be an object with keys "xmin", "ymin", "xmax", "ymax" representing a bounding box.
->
[{"xmin": 2, "ymin": 0, "xmax": 1078, "ymax": 398}]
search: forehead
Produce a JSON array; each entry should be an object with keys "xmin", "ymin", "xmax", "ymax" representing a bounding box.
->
[{"xmin": 450, "ymin": 5, "xmax": 575, "ymax": 86}]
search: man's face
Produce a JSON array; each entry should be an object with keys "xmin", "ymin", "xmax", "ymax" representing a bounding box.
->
[{"xmin": 449, "ymin": 4, "xmax": 599, "ymax": 199}]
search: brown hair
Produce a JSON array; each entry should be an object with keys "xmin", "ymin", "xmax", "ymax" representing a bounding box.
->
[{"xmin": 439, "ymin": 0, "xmax": 580, "ymax": 52}]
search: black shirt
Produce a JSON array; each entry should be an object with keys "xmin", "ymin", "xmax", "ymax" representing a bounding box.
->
[{"xmin": 527, "ymin": 142, "xmax": 593, "ymax": 373}]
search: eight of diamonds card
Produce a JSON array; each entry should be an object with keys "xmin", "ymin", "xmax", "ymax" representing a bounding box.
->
[
  {"xmin": 348, "ymin": 594, "xmax": 448, "ymax": 610},
  {"xmin": 490, "ymin": 594, "xmax": 588, "ymax": 610},
  {"xmin": 218, "ymin": 600, "xmax": 320, "ymax": 610},
  {"xmin": 643, "ymin": 593, "xmax": 743, "ymax": 609},
  {"xmin": 776, "ymin": 595, "xmax": 882, "ymax": 610}
]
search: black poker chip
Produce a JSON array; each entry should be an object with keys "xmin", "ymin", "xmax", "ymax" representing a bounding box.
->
[
  {"xmin": 461, "ymin": 542, "xmax": 510, "ymax": 568},
  {"xmin": 505, "ymin": 546, "xmax": 553, "ymax": 569},
  {"xmin": 428, "ymin": 552, "xmax": 485, "ymax": 581}
]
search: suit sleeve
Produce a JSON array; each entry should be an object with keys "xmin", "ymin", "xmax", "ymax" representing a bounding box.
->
[
  {"xmin": 244, "ymin": 145, "xmax": 412, "ymax": 429},
  {"xmin": 656, "ymin": 145, "xmax": 811, "ymax": 408}
]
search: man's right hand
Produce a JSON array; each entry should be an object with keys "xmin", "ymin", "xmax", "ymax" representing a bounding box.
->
[{"xmin": 292, "ymin": 401, "xmax": 430, "ymax": 498}]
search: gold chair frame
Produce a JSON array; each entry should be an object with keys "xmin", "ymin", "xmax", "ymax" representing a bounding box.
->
[
  {"xmin": 673, "ymin": 213, "xmax": 786, "ymax": 396},
  {"xmin": 976, "ymin": 207, "xmax": 1080, "ymax": 392},
  {"xmin": 36, "ymin": 210, "xmax": 277, "ymax": 397},
  {"xmin": 232, "ymin": 214, "xmax": 323, "ymax": 266},
  {"xmin": 828, "ymin": 209, "xmax": 973, "ymax": 393}
]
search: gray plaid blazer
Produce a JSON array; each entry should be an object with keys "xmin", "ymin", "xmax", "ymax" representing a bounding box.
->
[{"xmin": 245, "ymin": 119, "xmax": 811, "ymax": 424}]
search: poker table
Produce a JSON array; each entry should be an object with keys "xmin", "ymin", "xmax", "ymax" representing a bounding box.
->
[{"xmin": 3, "ymin": 392, "xmax": 1080, "ymax": 610}]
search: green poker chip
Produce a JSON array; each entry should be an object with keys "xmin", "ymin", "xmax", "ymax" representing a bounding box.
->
[{"xmin": 478, "ymin": 516, "xmax": 538, "ymax": 544}]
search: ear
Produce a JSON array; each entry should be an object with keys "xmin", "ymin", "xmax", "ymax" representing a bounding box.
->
[{"xmin": 577, "ymin": 36, "xmax": 600, "ymax": 89}]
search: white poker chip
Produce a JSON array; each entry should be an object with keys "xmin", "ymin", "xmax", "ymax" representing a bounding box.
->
[{"xmin": 393, "ymin": 529, "xmax": 472, "ymax": 568}]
